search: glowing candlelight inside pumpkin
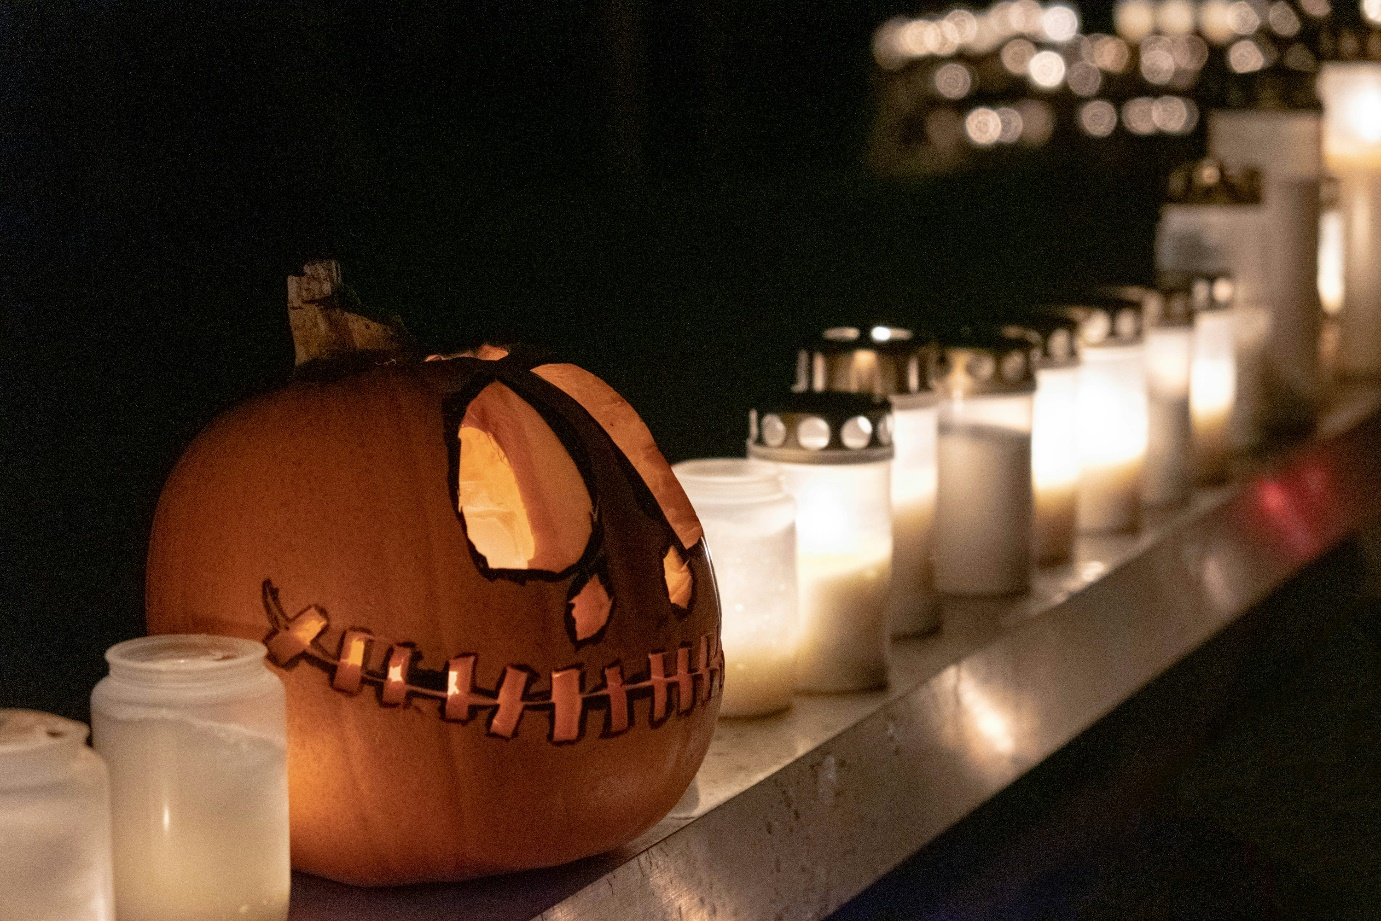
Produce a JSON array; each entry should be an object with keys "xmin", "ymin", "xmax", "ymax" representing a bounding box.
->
[
  {"xmin": 92, "ymin": 636, "xmax": 289, "ymax": 921},
  {"xmin": 749, "ymin": 394, "xmax": 894, "ymax": 693},
  {"xmin": 674, "ymin": 459, "xmax": 799, "ymax": 718},
  {"xmin": 1318, "ymin": 63, "xmax": 1381, "ymax": 377},
  {"xmin": 0, "ymin": 710, "xmax": 115, "ymax": 921}
]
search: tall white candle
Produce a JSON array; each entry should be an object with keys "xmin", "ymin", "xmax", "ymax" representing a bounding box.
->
[
  {"xmin": 1318, "ymin": 63, "xmax": 1381, "ymax": 377},
  {"xmin": 674, "ymin": 459, "xmax": 798, "ymax": 718},
  {"xmin": 1209, "ymin": 109, "xmax": 1323, "ymax": 427},
  {"xmin": 92, "ymin": 636, "xmax": 289, "ymax": 921},
  {"xmin": 1143, "ymin": 321, "xmax": 1194, "ymax": 507},
  {"xmin": 749, "ymin": 394, "xmax": 894, "ymax": 693},
  {"xmin": 931, "ymin": 334, "xmax": 1037, "ymax": 595},
  {"xmin": 1070, "ymin": 301, "xmax": 1148, "ymax": 533},
  {"xmin": 0, "ymin": 710, "xmax": 114, "ymax": 921},
  {"xmin": 886, "ymin": 394, "xmax": 939, "ymax": 636},
  {"xmin": 1190, "ymin": 286, "xmax": 1238, "ymax": 483}
]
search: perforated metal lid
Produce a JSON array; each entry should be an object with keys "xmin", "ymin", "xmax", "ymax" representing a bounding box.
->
[
  {"xmin": 930, "ymin": 328, "xmax": 1038, "ymax": 397},
  {"xmin": 1165, "ymin": 158, "xmax": 1262, "ymax": 206},
  {"xmin": 1055, "ymin": 290, "xmax": 1147, "ymax": 347},
  {"xmin": 794, "ymin": 325, "xmax": 936, "ymax": 399},
  {"xmin": 748, "ymin": 391, "xmax": 894, "ymax": 465},
  {"xmin": 1001, "ymin": 314, "xmax": 1080, "ymax": 370}
]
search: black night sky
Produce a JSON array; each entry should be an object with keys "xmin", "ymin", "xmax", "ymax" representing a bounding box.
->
[{"xmin": 1, "ymin": 0, "xmax": 1186, "ymax": 720}]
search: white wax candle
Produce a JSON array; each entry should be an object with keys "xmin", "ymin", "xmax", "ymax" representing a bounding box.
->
[
  {"xmin": 777, "ymin": 460, "xmax": 893, "ymax": 693},
  {"xmin": 1031, "ymin": 365, "xmax": 1081, "ymax": 564},
  {"xmin": 795, "ymin": 542, "xmax": 894, "ymax": 692},
  {"xmin": 934, "ymin": 419, "xmax": 1033, "ymax": 595},
  {"xmin": 1077, "ymin": 343, "xmax": 1148, "ymax": 532},
  {"xmin": 888, "ymin": 399, "xmax": 939, "ymax": 636},
  {"xmin": 674, "ymin": 459, "xmax": 799, "ymax": 718},
  {"xmin": 1191, "ymin": 309, "xmax": 1237, "ymax": 482},
  {"xmin": 1334, "ymin": 167, "xmax": 1381, "ymax": 376},
  {"xmin": 1143, "ymin": 326, "xmax": 1194, "ymax": 507}
]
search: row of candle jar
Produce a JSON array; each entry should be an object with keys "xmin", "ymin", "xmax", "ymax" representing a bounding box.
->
[
  {"xmin": 677, "ymin": 293, "xmax": 1239, "ymax": 719},
  {"xmin": 0, "ymin": 636, "xmax": 289, "ymax": 921}
]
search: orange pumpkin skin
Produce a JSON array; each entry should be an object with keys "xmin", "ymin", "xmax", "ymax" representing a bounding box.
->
[{"xmin": 146, "ymin": 354, "xmax": 721, "ymax": 885}]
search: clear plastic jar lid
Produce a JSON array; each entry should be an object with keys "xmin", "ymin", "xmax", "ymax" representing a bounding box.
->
[
  {"xmin": 674, "ymin": 458, "xmax": 788, "ymax": 503},
  {"xmin": 105, "ymin": 635, "xmax": 268, "ymax": 689},
  {"xmin": 0, "ymin": 709, "xmax": 90, "ymax": 789}
]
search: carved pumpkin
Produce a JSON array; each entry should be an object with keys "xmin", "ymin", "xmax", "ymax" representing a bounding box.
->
[{"xmin": 145, "ymin": 263, "xmax": 721, "ymax": 885}]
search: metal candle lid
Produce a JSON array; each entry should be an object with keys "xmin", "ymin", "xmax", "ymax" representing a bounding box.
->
[
  {"xmin": 1057, "ymin": 291, "xmax": 1146, "ymax": 347},
  {"xmin": 930, "ymin": 329, "xmax": 1038, "ymax": 398},
  {"xmin": 1189, "ymin": 274, "xmax": 1235, "ymax": 312},
  {"xmin": 1165, "ymin": 158, "xmax": 1262, "ymax": 206},
  {"xmin": 1144, "ymin": 286, "xmax": 1195, "ymax": 328},
  {"xmin": 748, "ymin": 391, "xmax": 894, "ymax": 465},
  {"xmin": 1001, "ymin": 314, "xmax": 1080, "ymax": 370},
  {"xmin": 795, "ymin": 325, "xmax": 936, "ymax": 399}
]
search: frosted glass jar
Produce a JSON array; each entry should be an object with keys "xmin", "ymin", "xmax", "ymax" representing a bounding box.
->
[
  {"xmin": 673, "ymin": 459, "xmax": 798, "ymax": 718},
  {"xmin": 1068, "ymin": 300, "xmax": 1148, "ymax": 533},
  {"xmin": 798, "ymin": 326, "xmax": 938, "ymax": 637},
  {"xmin": 91, "ymin": 635, "xmax": 289, "ymax": 921},
  {"xmin": 0, "ymin": 710, "xmax": 114, "ymax": 921},
  {"xmin": 1189, "ymin": 276, "xmax": 1238, "ymax": 483},
  {"xmin": 748, "ymin": 393, "xmax": 894, "ymax": 693},
  {"xmin": 1318, "ymin": 63, "xmax": 1381, "ymax": 377},
  {"xmin": 1143, "ymin": 291, "xmax": 1195, "ymax": 508},
  {"xmin": 931, "ymin": 333, "xmax": 1037, "ymax": 596}
]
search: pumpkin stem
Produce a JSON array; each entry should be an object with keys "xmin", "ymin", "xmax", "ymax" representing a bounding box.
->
[{"xmin": 288, "ymin": 260, "xmax": 411, "ymax": 367}]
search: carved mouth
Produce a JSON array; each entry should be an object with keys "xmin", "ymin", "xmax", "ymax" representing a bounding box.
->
[{"xmin": 262, "ymin": 581, "xmax": 722, "ymax": 745}]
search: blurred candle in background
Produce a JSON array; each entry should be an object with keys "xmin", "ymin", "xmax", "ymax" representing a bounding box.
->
[
  {"xmin": 748, "ymin": 393, "xmax": 894, "ymax": 693},
  {"xmin": 931, "ymin": 330, "xmax": 1037, "ymax": 595},
  {"xmin": 1317, "ymin": 63, "xmax": 1381, "ymax": 377},
  {"xmin": 1318, "ymin": 175, "xmax": 1344, "ymax": 318},
  {"xmin": 1155, "ymin": 157, "xmax": 1271, "ymax": 451},
  {"xmin": 1209, "ymin": 109, "xmax": 1323, "ymax": 432},
  {"xmin": 92, "ymin": 635, "xmax": 289, "ymax": 921},
  {"xmin": 1003, "ymin": 315, "xmax": 1082, "ymax": 565},
  {"xmin": 1068, "ymin": 297, "xmax": 1149, "ymax": 533},
  {"xmin": 801, "ymin": 326, "xmax": 939, "ymax": 636},
  {"xmin": 0, "ymin": 710, "xmax": 114, "ymax": 921},
  {"xmin": 674, "ymin": 459, "xmax": 798, "ymax": 718},
  {"xmin": 1142, "ymin": 287, "xmax": 1196, "ymax": 507},
  {"xmin": 1188, "ymin": 275, "xmax": 1239, "ymax": 483}
]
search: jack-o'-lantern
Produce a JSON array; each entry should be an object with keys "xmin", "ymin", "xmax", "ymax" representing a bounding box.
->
[{"xmin": 145, "ymin": 261, "xmax": 722, "ymax": 885}]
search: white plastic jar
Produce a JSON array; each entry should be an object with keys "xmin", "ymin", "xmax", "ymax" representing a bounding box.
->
[
  {"xmin": 749, "ymin": 392, "xmax": 894, "ymax": 693},
  {"xmin": 931, "ymin": 331, "xmax": 1037, "ymax": 596},
  {"xmin": 0, "ymin": 710, "xmax": 115, "ymax": 921},
  {"xmin": 1143, "ymin": 289, "xmax": 1195, "ymax": 508},
  {"xmin": 91, "ymin": 635, "xmax": 289, "ymax": 921},
  {"xmin": 1189, "ymin": 275, "xmax": 1239, "ymax": 482},
  {"xmin": 673, "ymin": 458, "xmax": 799, "ymax": 718}
]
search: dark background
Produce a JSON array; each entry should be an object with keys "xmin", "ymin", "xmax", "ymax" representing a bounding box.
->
[{"xmin": 1, "ymin": 1, "xmax": 1193, "ymax": 721}]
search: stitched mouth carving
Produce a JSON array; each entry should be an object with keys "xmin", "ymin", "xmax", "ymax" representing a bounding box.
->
[{"xmin": 263, "ymin": 580, "xmax": 723, "ymax": 744}]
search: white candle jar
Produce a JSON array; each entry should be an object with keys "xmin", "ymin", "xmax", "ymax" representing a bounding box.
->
[
  {"xmin": 0, "ymin": 710, "xmax": 115, "ymax": 921},
  {"xmin": 1208, "ymin": 110, "xmax": 1323, "ymax": 431},
  {"xmin": 1004, "ymin": 317, "xmax": 1082, "ymax": 565},
  {"xmin": 931, "ymin": 332, "xmax": 1037, "ymax": 596},
  {"xmin": 800, "ymin": 327, "xmax": 939, "ymax": 637},
  {"xmin": 91, "ymin": 635, "xmax": 289, "ymax": 921},
  {"xmin": 1317, "ymin": 63, "xmax": 1381, "ymax": 377},
  {"xmin": 1187, "ymin": 275, "xmax": 1238, "ymax": 482},
  {"xmin": 673, "ymin": 458, "xmax": 798, "ymax": 718},
  {"xmin": 1068, "ymin": 299, "xmax": 1149, "ymax": 533},
  {"xmin": 748, "ymin": 393, "xmax": 894, "ymax": 693},
  {"xmin": 1142, "ymin": 289, "xmax": 1195, "ymax": 507}
]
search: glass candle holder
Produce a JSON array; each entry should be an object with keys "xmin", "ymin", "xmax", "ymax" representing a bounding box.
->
[
  {"xmin": 673, "ymin": 459, "xmax": 798, "ymax": 718},
  {"xmin": 1143, "ymin": 289, "xmax": 1195, "ymax": 507},
  {"xmin": 1209, "ymin": 109, "xmax": 1323, "ymax": 432},
  {"xmin": 1067, "ymin": 298, "xmax": 1149, "ymax": 533},
  {"xmin": 748, "ymin": 393, "xmax": 893, "ymax": 693},
  {"xmin": 1188, "ymin": 275, "xmax": 1239, "ymax": 483},
  {"xmin": 931, "ymin": 331, "xmax": 1037, "ymax": 596},
  {"xmin": 1318, "ymin": 63, "xmax": 1381, "ymax": 377},
  {"xmin": 92, "ymin": 635, "xmax": 289, "ymax": 921},
  {"xmin": 0, "ymin": 710, "xmax": 114, "ymax": 921},
  {"xmin": 799, "ymin": 326, "xmax": 939, "ymax": 637},
  {"xmin": 1004, "ymin": 316, "xmax": 1082, "ymax": 566}
]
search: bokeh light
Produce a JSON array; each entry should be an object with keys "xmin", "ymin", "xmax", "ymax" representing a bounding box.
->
[
  {"xmin": 1042, "ymin": 4, "xmax": 1081, "ymax": 42},
  {"xmin": 1028, "ymin": 50, "xmax": 1068, "ymax": 88},
  {"xmin": 1001, "ymin": 37, "xmax": 1039, "ymax": 74},
  {"xmin": 1122, "ymin": 96, "xmax": 1158, "ymax": 135},
  {"xmin": 1114, "ymin": 0, "xmax": 1157, "ymax": 41},
  {"xmin": 1067, "ymin": 60, "xmax": 1104, "ymax": 95},
  {"xmin": 966, "ymin": 107, "xmax": 1004, "ymax": 145},
  {"xmin": 935, "ymin": 62, "xmax": 975, "ymax": 100},
  {"xmin": 1079, "ymin": 99, "xmax": 1119, "ymax": 136},
  {"xmin": 1157, "ymin": 0, "xmax": 1198, "ymax": 35}
]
